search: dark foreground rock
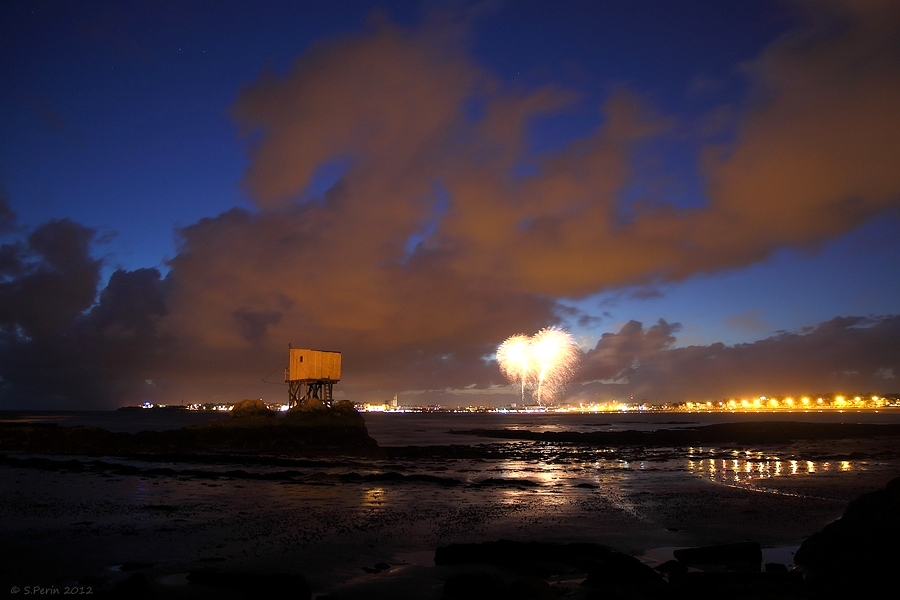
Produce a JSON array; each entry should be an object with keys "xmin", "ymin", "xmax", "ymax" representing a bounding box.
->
[
  {"xmin": 443, "ymin": 571, "xmax": 507, "ymax": 599},
  {"xmin": 433, "ymin": 539, "xmax": 812, "ymax": 599},
  {"xmin": 444, "ymin": 574, "xmax": 555, "ymax": 600},
  {"xmin": 580, "ymin": 551, "xmax": 666, "ymax": 596},
  {"xmin": 435, "ymin": 540, "xmax": 612, "ymax": 573},
  {"xmin": 187, "ymin": 568, "xmax": 311, "ymax": 600},
  {"xmin": 795, "ymin": 475, "xmax": 900, "ymax": 598},
  {"xmin": 673, "ymin": 541, "xmax": 762, "ymax": 571},
  {"xmin": 667, "ymin": 571, "xmax": 804, "ymax": 600},
  {"xmin": 0, "ymin": 403, "xmax": 378, "ymax": 457}
]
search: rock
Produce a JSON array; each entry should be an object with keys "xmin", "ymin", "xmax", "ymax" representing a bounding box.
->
[
  {"xmin": 655, "ymin": 559, "xmax": 687, "ymax": 579},
  {"xmin": 667, "ymin": 571, "xmax": 803, "ymax": 600},
  {"xmin": 111, "ymin": 572, "xmax": 154, "ymax": 599},
  {"xmin": 333, "ymin": 400, "xmax": 357, "ymax": 413},
  {"xmin": 794, "ymin": 475, "xmax": 900, "ymax": 597},
  {"xmin": 0, "ymin": 405, "xmax": 378, "ymax": 457},
  {"xmin": 764, "ymin": 562, "xmax": 788, "ymax": 573},
  {"xmin": 508, "ymin": 576, "xmax": 556, "ymax": 599},
  {"xmin": 435, "ymin": 540, "xmax": 611, "ymax": 571},
  {"xmin": 443, "ymin": 571, "xmax": 506, "ymax": 599},
  {"xmin": 298, "ymin": 398, "xmax": 328, "ymax": 412},
  {"xmin": 282, "ymin": 404, "xmax": 369, "ymax": 430},
  {"xmin": 673, "ymin": 541, "xmax": 762, "ymax": 571},
  {"xmin": 580, "ymin": 551, "xmax": 666, "ymax": 593},
  {"xmin": 119, "ymin": 562, "xmax": 153, "ymax": 572},
  {"xmin": 231, "ymin": 399, "xmax": 275, "ymax": 419},
  {"xmin": 187, "ymin": 568, "xmax": 311, "ymax": 600}
]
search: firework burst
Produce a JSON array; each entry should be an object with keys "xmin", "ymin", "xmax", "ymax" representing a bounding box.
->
[
  {"xmin": 496, "ymin": 327, "xmax": 580, "ymax": 405},
  {"xmin": 496, "ymin": 334, "xmax": 533, "ymax": 403}
]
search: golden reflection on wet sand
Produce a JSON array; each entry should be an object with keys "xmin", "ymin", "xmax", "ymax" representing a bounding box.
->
[{"xmin": 687, "ymin": 450, "xmax": 859, "ymax": 487}]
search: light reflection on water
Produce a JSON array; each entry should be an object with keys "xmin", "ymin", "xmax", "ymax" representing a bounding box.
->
[{"xmin": 687, "ymin": 452, "xmax": 861, "ymax": 486}]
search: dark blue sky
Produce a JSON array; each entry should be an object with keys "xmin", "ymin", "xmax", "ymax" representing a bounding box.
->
[{"xmin": 2, "ymin": 1, "xmax": 899, "ymax": 407}]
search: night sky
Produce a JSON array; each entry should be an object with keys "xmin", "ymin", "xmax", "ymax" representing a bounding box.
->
[{"xmin": 2, "ymin": 0, "xmax": 899, "ymax": 409}]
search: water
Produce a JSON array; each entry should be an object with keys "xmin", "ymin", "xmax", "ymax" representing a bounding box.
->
[
  {"xmin": 0, "ymin": 409, "xmax": 231, "ymax": 434},
  {"xmin": 4, "ymin": 409, "xmax": 899, "ymax": 498},
  {"xmin": 3, "ymin": 408, "xmax": 900, "ymax": 443},
  {"xmin": 3, "ymin": 408, "xmax": 899, "ymax": 590},
  {"xmin": 361, "ymin": 410, "xmax": 900, "ymax": 446}
]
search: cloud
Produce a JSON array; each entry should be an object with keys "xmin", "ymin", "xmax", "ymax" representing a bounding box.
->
[
  {"xmin": 580, "ymin": 319, "xmax": 681, "ymax": 383},
  {"xmin": 574, "ymin": 315, "xmax": 900, "ymax": 402},
  {"xmin": 725, "ymin": 308, "xmax": 771, "ymax": 335},
  {"xmin": 0, "ymin": 219, "xmax": 101, "ymax": 339},
  {"xmin": 3, "ymin": 3, "xmax": 900, "ymax": 407},
  {"xmin": 0, "ymin": 262, "xmax": 171, "ymax": 408},
  {"xmin": 231, "ymin": 2, "xmax": 900, "ymax": 299},
  {"xmin": 0, "ymin": 209, "xmax": 176, "ymax": 407}
]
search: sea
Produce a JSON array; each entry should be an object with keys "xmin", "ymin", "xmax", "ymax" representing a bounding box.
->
[
  {"xmin": 3, "ymin": 408, "xmax": 900, "ymax": 586},
  {"xmin": 3, "ymin": 408, "xmax": 900, "ymax": 445},
  {"xmin": 4, "ymin": 408, "xmax": 900, "ymax": 493}
]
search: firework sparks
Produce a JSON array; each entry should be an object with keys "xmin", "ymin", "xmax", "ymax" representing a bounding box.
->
[
  {"xmin": 496, "ymin": 334, "xmax": 532, "ymax": 402},
  {"xmin": 496, "ymin": 327, "xmax": 580, "ymax": 405}
]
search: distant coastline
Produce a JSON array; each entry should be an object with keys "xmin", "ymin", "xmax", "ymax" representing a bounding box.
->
[{"xmin": 116, "ymin": 392, "xmax": 900, "ymax": 415}]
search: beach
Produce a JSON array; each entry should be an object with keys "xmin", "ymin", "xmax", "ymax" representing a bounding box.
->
[{"xmin": 2, "ymin": 411, "xmax": 899, "ymax": 598}]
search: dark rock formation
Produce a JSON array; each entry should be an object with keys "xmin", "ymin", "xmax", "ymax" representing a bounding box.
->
[
  {"xmin": 296, "ymin": 398, "xmax": 328, "ymax": 412},
  {"xmin": 580, "ymin": 551, "xmax": 666, "ymax": 589},
  {"xmin": 795, "ymin": 475, "xmax": 900, "ymax": 598},
  {"xmin": 667, "ymin": 571, "xmax": 803, "ymax": 599},
  {"xmin": 0, "ymin": 405, "xmax": 378, "ymax": 457},
  {"xmin": 109, "ymin": 572, "xmax": 154, "ymax": 599},
  {"xmin": 230, "ymin": 398, "xmax": 275, "ymax": 419},
  {"xmin": 443, "ymin": 571, "xmax": 506, "ymax": 599},
  {"xmin": 187, "ymin": 568, "xmax": 311, "ymax": 600},
  {"xmin": 508, "ymin": 576, "xmax": 556, "ymax": 600},
  {"xmin": 655, "ymin": 559, "xmax": 688, "ymax": 578},
  {"xmin": 673, "ymin": 541, "xmax": 762, "ymax": 571},
  {"xmin": 435, "ymin": 540, "xmax": 611, "ymax": 572}
]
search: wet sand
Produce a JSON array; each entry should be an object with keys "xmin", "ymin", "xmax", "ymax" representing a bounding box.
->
[{"xmin": 2, "ymin": 421, "xmax": 899, "ymax": 598}]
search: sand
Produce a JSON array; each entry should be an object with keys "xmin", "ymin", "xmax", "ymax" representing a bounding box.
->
[{"xmin": 3, "ymin": 417, "xmax": 900, "ymax": 598}]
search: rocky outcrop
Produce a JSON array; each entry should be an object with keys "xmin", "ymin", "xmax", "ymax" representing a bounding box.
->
[
  {"xmin": 187, "ymin": 568, "xmax": 311, "ymax": 600},
  {"xmin": 0, "ymin": 405, "xmax": 378, "ymax": 457},
  {"xmin": 443, "ymin": 571, "xmax": 507, "ymax": 599},
  {"xmin": 667, "ymin": 571, "xmax": 803, "ymax": 599},
  {"xmin": 795, "ymin": 475, "xmax": 900, "ymax": 598},
  {"xmin": 230, "ymin": 398, "xmax": 276, "ymax": 419},
  {"xmin": 580, "ymin": 551, "xmax": 667, "ymax": 596},
  {"xmin": 673, "ymin": 541, "xmax": 762, "ymax": 571},
  {"xmin": 435, "ymin": 540, "xmax": 612, "ymax": 572}
]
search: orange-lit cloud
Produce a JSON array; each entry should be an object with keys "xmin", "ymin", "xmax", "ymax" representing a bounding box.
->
[
  {"xmin": 577, "ymin": 315, "xmax": 900, "ymax": 403},
  {"xmin": 2, "ymin": 2, "xmax": 899, "ymax": 407}
]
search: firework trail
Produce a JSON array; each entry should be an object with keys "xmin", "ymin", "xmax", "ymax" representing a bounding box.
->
[{"xmin": 496, "ymin": 327, "xmax": 581, "ymax": 405}]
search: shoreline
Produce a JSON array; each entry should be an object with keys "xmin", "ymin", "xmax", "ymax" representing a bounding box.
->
[{"xmin": 3, "ymin": 418, "xmax": 899, "ymax": 598}]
